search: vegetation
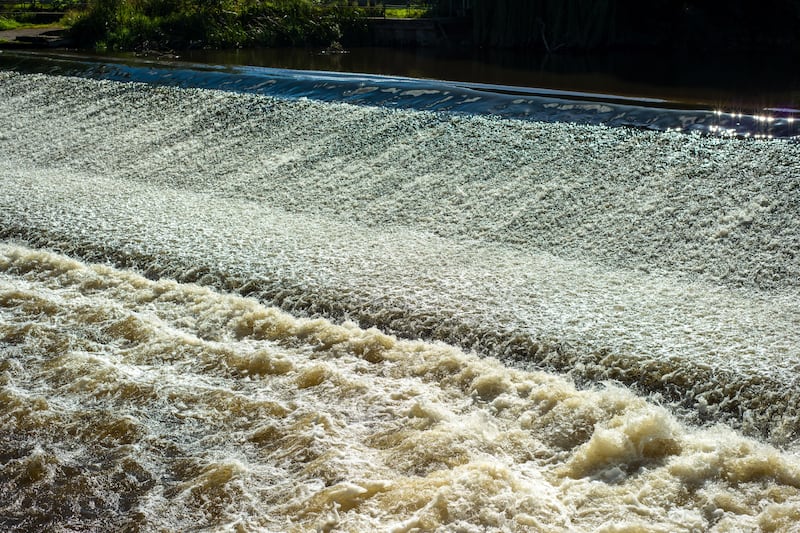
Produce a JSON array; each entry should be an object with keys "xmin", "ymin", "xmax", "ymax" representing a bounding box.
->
[
  {"xmin": 384, "ymin": 8, "xmax": 428, "ymax": 19},
  {"xmin": 0, "ymin": 0, "xmax": 84, "ymax": 25},
  {"xmin": 67, "ymin": 0, "xmax": 371, "ymax": 51},
  {"xmin": 0, "ymin": 16, "xmax": 22, "ymax": 30},
  {"xmin": 384, "ymin": 7, "xmax": 429, "ymax": 19},
  {"xmin": 8, "ymin": 0, "xmax": 798, "ymax": 54}
]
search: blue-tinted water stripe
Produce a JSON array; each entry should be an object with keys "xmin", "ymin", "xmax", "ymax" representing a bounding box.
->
[{"xmin": 0, "ymin": 50, "xmax": 796, "ymax": 139}]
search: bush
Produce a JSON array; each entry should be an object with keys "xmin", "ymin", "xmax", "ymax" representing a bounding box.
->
[
  {"xmin": 67, "ymin": 0, "xmax": 369, "ymax": 50},
  {"xmin": 0, "ymin": 16, "xmax": 22, "ymax": 31}
]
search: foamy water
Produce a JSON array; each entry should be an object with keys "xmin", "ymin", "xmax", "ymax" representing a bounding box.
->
[
  {"xmin": 2, "ymin": 69, "xmax": 800, "ymax": 530},
  {"xmin": 3, "ymin": 244, "xmax": 800, "ymax": 531}
]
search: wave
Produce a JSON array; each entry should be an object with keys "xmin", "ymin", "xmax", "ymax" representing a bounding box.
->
[{"xmin": 2, "ymin": 243, "xmax": 800, "ymax": 531}]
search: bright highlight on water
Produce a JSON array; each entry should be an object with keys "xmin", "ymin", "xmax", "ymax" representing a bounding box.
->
[{"xmin": 1, "ymin": 65, "xmax": 800, "ymax": 531}]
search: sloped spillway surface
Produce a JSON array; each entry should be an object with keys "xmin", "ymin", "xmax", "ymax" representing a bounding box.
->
[{"xmin": 2, "ymin": 69, "xmax": 800, "ymax": 447}]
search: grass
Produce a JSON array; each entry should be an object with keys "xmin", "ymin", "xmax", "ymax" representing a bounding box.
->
[
  {"xmin": 384, "ymin": 7, "xmax": 429, "ymax": 19},
  {"xmin": 0, "ymin": 14, "xmax": 65, "ymax": 30},
  {"xmin": 0, "ymin": 16, "xmax": 22, "ymax": 30}
]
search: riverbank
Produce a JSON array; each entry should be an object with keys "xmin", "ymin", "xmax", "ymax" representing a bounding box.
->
[
  {"xmin": 7, "ymin": 0, "xmax": 800, "ymax": 55},
  {"xmin": 64, "ymin": 0, "xmax": 369, "ymax": 52},
  {"xmin": 0, "ymin": 16, "xmax": 470, "ymax": 51},
  {"xmin": 0, "ymin": 26, "xmax": 71, "ymax": 48}
]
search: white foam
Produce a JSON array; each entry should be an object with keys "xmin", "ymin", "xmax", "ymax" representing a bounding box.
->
[{"xmin": 2, "ymin": 244, "xmax": 800, "ymax": 531}]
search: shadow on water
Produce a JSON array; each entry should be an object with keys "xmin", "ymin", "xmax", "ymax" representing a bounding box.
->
[{"xmin": 175, "ymin": 46, "xmax": 800, "ymax": 111}]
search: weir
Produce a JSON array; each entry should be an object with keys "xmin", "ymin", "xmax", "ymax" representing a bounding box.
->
[
  {"xmin": 2, "ymin": 63, "xmax": 800, "ymax": 441},
  {"xmin": 0, "ymin": 45, "xmax": 800, "ymax": 532},
  {"xmin": 2, "ymin": 56, "xmax": 800, "ymax": 531}
]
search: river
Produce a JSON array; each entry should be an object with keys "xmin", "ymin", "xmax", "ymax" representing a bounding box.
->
[
  {"xmin": 1, "ymin": 54, "xmax": 800, "ymax": 531},
  {"xmin": 174, "ymin": 45, "xmax": 800, "ymax": 110}
]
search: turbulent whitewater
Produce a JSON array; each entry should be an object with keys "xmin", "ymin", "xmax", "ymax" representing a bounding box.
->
[{"xmin": 1, "ymin": 68, "xmax": 800, "ymax": 531}]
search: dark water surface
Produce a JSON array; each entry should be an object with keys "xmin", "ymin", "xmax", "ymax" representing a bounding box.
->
[{"xmin": 177, "ymin": 46, "xmax": 800, "ymax": 111}]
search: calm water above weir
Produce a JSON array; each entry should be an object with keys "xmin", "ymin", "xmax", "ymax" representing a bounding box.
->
[{"xmin": 176, "ymin": 45, "xmax": 800, "ymax": 111}]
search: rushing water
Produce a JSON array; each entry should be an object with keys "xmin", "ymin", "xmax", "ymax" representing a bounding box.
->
[{"xmin": 2, "ymin": 63, "xmax": 800, "ymax": 531}]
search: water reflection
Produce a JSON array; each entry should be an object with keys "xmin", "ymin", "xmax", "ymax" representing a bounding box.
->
[{"xmin": 175, "ymin": 46, "xmax": 800, "ymax": 111}]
